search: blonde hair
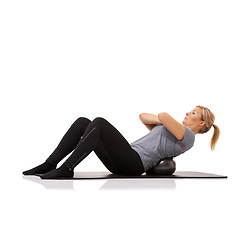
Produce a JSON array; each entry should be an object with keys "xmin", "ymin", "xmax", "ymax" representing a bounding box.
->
[{"xmin": 196, "ymin": 106, "xmax": 220, "ymax": 151}]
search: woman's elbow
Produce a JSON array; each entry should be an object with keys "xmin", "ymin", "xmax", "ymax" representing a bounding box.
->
[
  {"xmin": 158, "ymin": 112, "xmax": 168, "ymax": 121},
  {"xmin": 139, "ymin": 113, "xmax": 148, "ymax": 119}
]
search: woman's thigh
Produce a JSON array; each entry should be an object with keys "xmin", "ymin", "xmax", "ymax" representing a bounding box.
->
[{"xmin": 93, "ymin": 118, "xmax": 144, "ymax": 175}]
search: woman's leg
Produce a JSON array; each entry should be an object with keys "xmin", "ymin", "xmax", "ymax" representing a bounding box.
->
[
  {"xmin": 41, "ymin": 117, "xmax": 145, "ymax": 179},
  {"xmin": 23, "ymin": 117, "xmax": 91, "ymax": 175}
]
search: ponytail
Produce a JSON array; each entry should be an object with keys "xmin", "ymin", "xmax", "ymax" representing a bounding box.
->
[
  {"xmin": 210, "ymin": 124, "xmax": 220, "ymax": 151},
  {"xmin": 196, "ymin": 105, "xmax": 220, "ymax": 150}
]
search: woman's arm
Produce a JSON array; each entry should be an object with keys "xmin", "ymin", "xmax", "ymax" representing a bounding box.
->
[
  {"xmin": 158, "ymin": 112, "xmax": 185, "ymax": 141},
  {"xmin": 139, "ymin": 113, "xmax": 162, "ymax": 131}
]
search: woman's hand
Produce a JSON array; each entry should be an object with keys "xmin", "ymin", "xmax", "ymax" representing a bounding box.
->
[{"xmin": 139, "ymin": 113, "xmax": 162, "ymax": 131}]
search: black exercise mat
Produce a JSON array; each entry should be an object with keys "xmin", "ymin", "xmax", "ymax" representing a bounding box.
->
[{"xmin": 67, "ymin": 171, "xmax": 227, "ymax": 179}]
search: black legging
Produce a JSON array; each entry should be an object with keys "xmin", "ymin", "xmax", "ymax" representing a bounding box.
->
[{"xmin": 46, "ymin": 117, "xmax": 145, "ymax": 176}]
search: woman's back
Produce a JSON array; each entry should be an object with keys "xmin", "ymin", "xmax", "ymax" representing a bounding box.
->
[{"xmin": 130, "ymin": 124, "xmax": 195, "ymax": 171}]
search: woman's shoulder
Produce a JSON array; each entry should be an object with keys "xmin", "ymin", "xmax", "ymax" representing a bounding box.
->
[{"xmin": 180, "ymin": 126, "xmax": 195, "ymax": 147}]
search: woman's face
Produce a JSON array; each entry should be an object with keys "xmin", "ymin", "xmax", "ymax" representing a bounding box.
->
[{"xmin": 182, "ymin": 107, "xmax": 205, "ymax": 132}]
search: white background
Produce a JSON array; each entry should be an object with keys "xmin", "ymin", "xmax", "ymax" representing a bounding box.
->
[{"xmin": 0, "ymin": 1, "xmax": 239, "ymax": 239}]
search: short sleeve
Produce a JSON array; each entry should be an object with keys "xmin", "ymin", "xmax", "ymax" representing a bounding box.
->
[{"xmin": 179, "ymin": 126, "xmax": 195, "ymax": 152}]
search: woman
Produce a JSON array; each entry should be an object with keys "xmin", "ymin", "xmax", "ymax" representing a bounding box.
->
[{"xmin": 23, "ymin": 106, "xmax": 220, "ymax": 179}]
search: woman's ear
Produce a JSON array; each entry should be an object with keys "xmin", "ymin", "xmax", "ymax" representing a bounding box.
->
[{"xmin": 199, "ymin": 121, "xmax": 206, "ymax": 127}]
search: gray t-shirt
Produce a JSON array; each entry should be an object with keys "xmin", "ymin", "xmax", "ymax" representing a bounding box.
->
[{"xmin": 130, "ymin": 124, "xmax": 195, "ymax": 171}]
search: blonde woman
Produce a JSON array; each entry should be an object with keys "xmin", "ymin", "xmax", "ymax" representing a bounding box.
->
[{"xmin": 23, "ymin": 106, "xmax": 220, "ymax": 179}]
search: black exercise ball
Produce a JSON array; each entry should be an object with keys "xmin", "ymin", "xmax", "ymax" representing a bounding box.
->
[{"xmin": 146, "ymin": 157, "xmax": 176, "ymax": 175}]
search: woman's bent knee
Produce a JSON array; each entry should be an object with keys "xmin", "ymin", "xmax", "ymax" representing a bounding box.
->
[
  {"xmin": 92, "ymin": 117, "xmax": 109, "ymax": 125},
  {"xmin": 73, "ymin": 117, "xmax": 91, "ymax": 127}
]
